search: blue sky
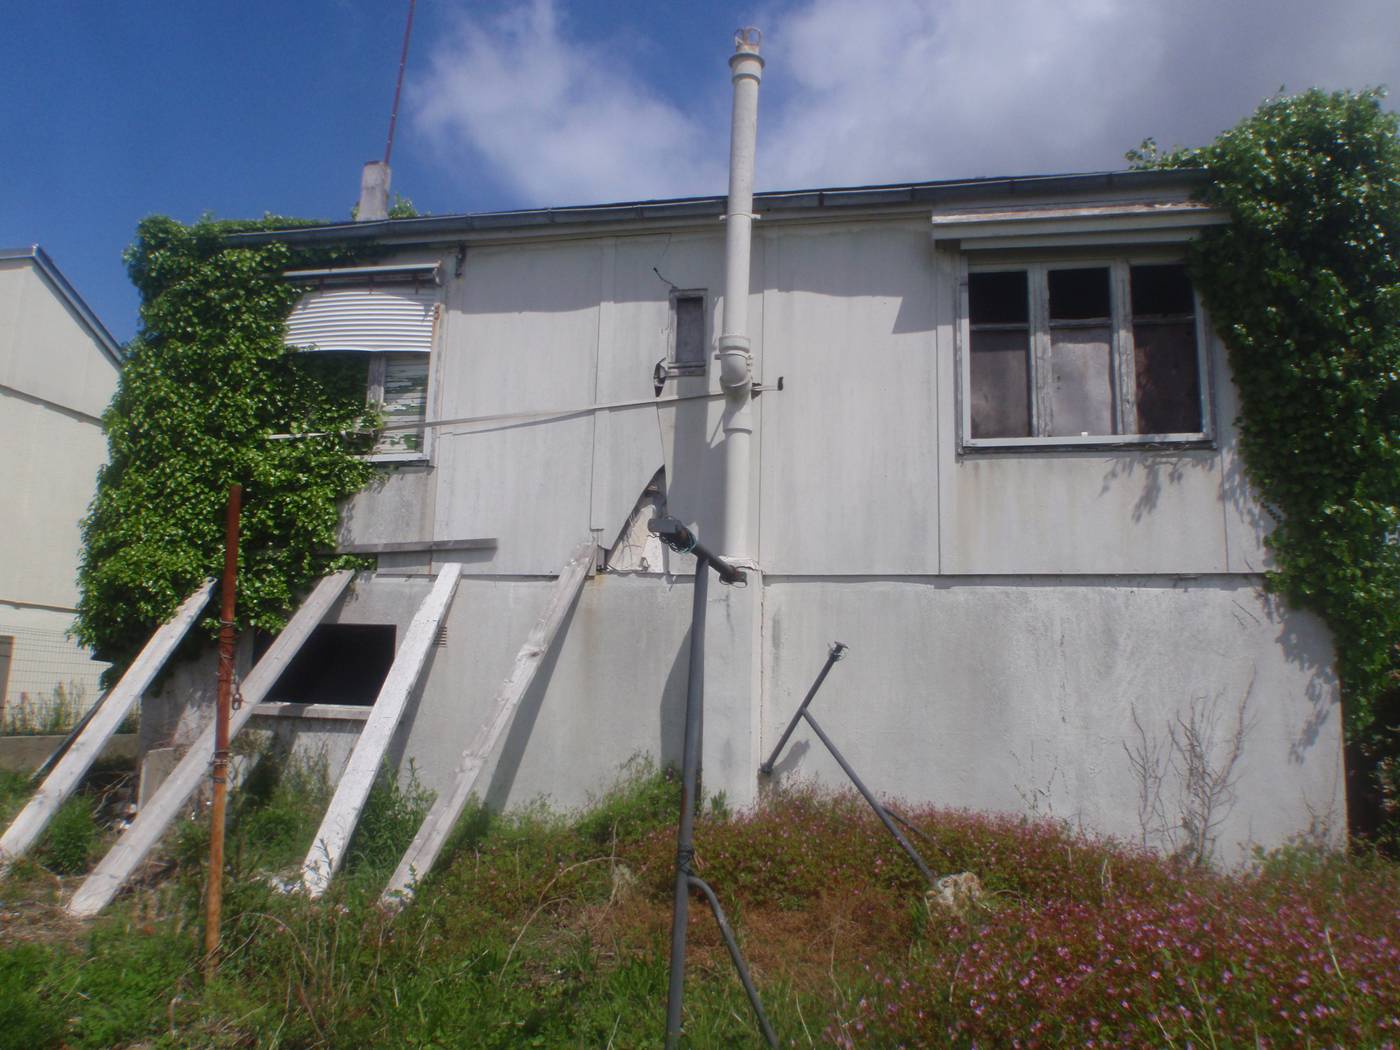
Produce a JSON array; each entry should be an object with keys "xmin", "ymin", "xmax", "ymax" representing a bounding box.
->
[{"xmin": 4, "ymin": 0, "xmax": 1397, "ymax": 345}]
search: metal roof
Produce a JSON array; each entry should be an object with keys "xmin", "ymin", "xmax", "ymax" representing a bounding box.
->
[
  {"xmin": 0, "ymin": 245, "xmax": 123, "ymax": 365},
  {"xmin": 227, "ymin": 168, "xmax": 1209, "ymax": 248}
]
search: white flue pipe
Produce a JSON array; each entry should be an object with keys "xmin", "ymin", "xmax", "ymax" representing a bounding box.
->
[{"xmin": 718, "ymin": 28, "xmax": 763, "ymax": 563}]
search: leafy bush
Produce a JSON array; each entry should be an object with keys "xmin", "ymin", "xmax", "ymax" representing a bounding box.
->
[
  {"xmin": 1136, "ymin": 89, "xmax": 1400, "ymax": 835},
  {"xmin": 74, "ymin": 216, "xmax": 377, "ymax": 678}
]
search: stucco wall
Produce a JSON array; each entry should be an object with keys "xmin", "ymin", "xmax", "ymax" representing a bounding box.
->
[{"xmin": 0, "ymin": 255, "xmax": 118, "ymax": 717}]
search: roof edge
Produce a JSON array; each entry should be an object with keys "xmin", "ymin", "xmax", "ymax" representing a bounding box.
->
[
  {"xmin": 0, "ymin": 245, "xmax": 124, "ymax": 366},
  {"xmin": 227, "ymin": 168, "xmax": 1210, "ymax": 248}
]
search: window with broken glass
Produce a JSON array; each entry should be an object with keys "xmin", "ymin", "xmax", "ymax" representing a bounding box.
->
[{"xmin": 962, "ymin": 259, "xmax": 1208, "ymax": 446}]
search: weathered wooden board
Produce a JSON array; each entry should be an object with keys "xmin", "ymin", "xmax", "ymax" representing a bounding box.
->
[
  {"xmin": 382, "ymin": 542, "xmax": 593, "ymax": 906},
  {"xmin": 300, "ymin": 564, "xmax": 461, "ymax": 896},
  {"xmin": 0, "ymin": 581, "xmax": 215, "ymax": 876},
  {"xmin": 66, "ymin": 571, "xmax": 354, "ymax": 918}
]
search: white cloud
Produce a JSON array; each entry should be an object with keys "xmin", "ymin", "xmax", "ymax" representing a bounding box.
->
[
  {"xmin": 412, "ymin": 0, "xmax": 724, "ymax": 206},
  {"xmin": 759, "ymin": 0, "xmax": 1400, "ymax": 188},
  {"xmin": 413, "ymin": 0, "xmax": 1400, "ymax": 205}
]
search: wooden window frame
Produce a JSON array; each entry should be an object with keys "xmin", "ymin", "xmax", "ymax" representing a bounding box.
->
[
  {"xmin": 366, "ymin": 347, "xmax": 434, "ymax": 463},
  {"xmin": 957, "ymin": 253, "xmax": 1214, "ymax": 452}
]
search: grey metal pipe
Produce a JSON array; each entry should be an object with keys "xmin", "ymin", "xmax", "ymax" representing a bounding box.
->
[
  {"xmin": 758, "ymin": 642, "xmax": 846, "ymax": 775},
  {"xmin": 665, "ymin": 557, "xmax": 708, "ymax": 1048},
  {"xmin": 800, "ymin": 706, "xmax": 938, "ymax": 889},
  {"xmin": 689, "ymin": 874, "xmax": 779, "ymax": 1048}
]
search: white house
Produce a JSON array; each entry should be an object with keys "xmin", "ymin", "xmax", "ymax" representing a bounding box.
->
[
  {"xmin": 141, "ymin": 160, "xmax": 1338, "ymax": 870},
  {"xmin": 0, "ymin": 246, "xmax": 121, "ymax": 729}
]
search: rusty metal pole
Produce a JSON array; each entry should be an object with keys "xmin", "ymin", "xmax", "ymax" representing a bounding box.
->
[{"xmin": 204, "ymin": 483, "xmax": 241, "ymax": 979}]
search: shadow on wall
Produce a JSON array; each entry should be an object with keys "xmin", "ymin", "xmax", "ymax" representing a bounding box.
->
[
  {"xmin": 1264, "ymin": 592, "xmax": 1341, "ymax": 766},
  {"xmin": 479, "ymin": 596, "xmax": 580, "ymax": 811},
  {"xmin": 1098, "ymin": 450, "xmax": 1216, "ymax": 523}
]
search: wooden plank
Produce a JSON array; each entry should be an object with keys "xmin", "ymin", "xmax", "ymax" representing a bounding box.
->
[
  {"xmin": 66, "ymin": 571, "xmax": 353, "ymax": 918},
  {"xmin": 300, "ymin": 564, "xmax": 461, "ymax": 896},
  {"xmin": 0, "ymin": 581, "xmax": 214, "ymax": 876},
  {"xmin": 382, "ymin": 542, "xmax": 593, "ymax": 906}
]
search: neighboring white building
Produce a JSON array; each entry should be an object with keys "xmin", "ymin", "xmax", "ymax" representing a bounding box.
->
[
  {"xmin": 158, "ymin": 169, "xmax": 1340, "ymax": 863},
  {"xmin": 0, "ymin": 246, "xmax": 121, "ymax": 730}
]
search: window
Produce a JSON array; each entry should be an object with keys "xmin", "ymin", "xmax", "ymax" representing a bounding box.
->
[
  {"xmin": 256, "ymin": 624, "xmax": 397, "ymax": 706},
  {"xmin": 669, "ymin": 290, "xmax": 708, "ymax": 375},
  {"xmin": 962, "ymin": 259, "xmax": 1207, "ymax": 446},
  {"xmin": 284, "ymin": 264, "xmax": 439, "ymax": 459}
]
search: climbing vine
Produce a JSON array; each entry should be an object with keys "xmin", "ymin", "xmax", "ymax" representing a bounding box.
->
[
  {"xmin": 1136, "ymin": 89, "xmax": 1400, "ymax": 816},
  {"xmin": 75, "ymin": 216, "xmax": 378, "ymax": 674}
]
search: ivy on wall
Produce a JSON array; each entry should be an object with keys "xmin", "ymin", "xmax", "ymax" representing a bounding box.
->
[
  {"xmin": 1137, "ymin": 90, "xmax": 1399, "ymax": 760},
  {"xmin": 75, "ymin": 216, "xmax": 378, "ymax": 674}
]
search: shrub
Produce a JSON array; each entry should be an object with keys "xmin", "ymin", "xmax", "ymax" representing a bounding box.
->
[{"xmin": 40, "ymin": 794, "xmax": 98, "ymax": 875}]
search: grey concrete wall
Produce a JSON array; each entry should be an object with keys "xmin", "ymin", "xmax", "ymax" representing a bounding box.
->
[
  {"xmin": 760, "ymin": 576, "xmax": 1342, "ymax": 861},
  {"xmin": 209, "ymin": 568, "xmax": 1339, "ymax": 862}
]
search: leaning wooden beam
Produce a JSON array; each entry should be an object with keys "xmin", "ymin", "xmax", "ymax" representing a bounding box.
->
[
  {"xmin": 0, "ymin": 581, "xmax": 215, "ymax": 876},
  {"xmin": 301, "ymin": 563, "xmax": 462, "ymax": 897},
  {"xmin": 66, "ymin": 570, "xmax": 353, "ymax": 918},
  {"xmin": 382, "ymin": 542, "xmax": 593, "ymax": 907}
]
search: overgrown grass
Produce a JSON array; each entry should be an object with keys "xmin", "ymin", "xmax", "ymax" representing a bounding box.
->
[{"xmin": 1, "ymin": 760, "xmax": 1397, "ymax": 1048}]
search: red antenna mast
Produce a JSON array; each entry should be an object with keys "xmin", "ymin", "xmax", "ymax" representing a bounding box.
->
[{"xmin": 384, "ymin": 0, "xmax": 417, "ymax": 166}]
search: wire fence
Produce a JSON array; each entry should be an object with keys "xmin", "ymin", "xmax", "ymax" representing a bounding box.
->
[{"xmin": 0, "ymin": 622, "xmax": 110, "ymax": 735}]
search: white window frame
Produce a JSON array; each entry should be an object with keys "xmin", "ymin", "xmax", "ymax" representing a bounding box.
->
[
  {"xmin": 283, "ymin": 263, "xmax": 443, "ymax": 465},
  {"xmin": 956, "ymin": 252, "xmax": 1214, "ymax": 452}
]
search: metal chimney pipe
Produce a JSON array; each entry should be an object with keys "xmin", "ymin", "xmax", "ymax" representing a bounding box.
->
[{"xmin": 717, "ymin": 28, "xmax": 763, "ymax": 563}]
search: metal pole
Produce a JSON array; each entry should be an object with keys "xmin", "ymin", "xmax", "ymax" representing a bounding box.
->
[
  {"xmin": 665, "ymin": 555, "xmax": 708, "ymax": 1048},
  {"xmin": 758, "ymin": 642, "xmax": 846, "ymax": 775},
  {"xmin": 800, "ymin": 707, "xmax": 938, "ymax": 889},
  {"xmin": 204, "ymin": 483, "xmax": 241, "ymax": 978},
  {"xmin": 761, "ymin": 645, "xmax": 939, "ymax": 889},
  {"xmin": 689, "ymin": 874, "xmax": 779, "ymax": 1047},
  {"xmin": 383, "ymin": 0, "xmax": 416, "ymax": 166}
]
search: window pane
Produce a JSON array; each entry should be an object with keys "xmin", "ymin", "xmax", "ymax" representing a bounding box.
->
[
  {"xmin": 1131, "ymin": 265, "xmax": 1201, "ymax": 434},
  {"xmin": 1134, "ymin": 322, "xmax": 1202, "ymax": 433},
  {"xmin": 674, "ymin": 295, "xmax": 706, "ymax": 367},
  {"xmin": 1047, "ymin": 327, "xmax": 1114, "ymax": 436},
  {"xmin": 970, "ymin": 328, "xmax": 1031, "ymax": 438},
  {"xmin": 1048, "ymin": 267, "xmax": 1110, "ymax": 320},
  {"xmin": 1131, "ymin": 264, "xmax": 1193, "ymax": 317},
  {"xmin": 375, "ymin": 353, "xmax": 428, "ymax": 454},
  {"xmin": 969, "ymin": 271, "xmax": 1028, "ymax": 324}
]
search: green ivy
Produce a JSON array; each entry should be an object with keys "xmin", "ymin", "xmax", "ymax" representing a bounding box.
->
[
  {"xmin": 75, "ymin": 216, "xmax": 378, "ymax": 673},
  {"xmin": 1136, "ymin": 89, "xmax": 1400, "ymax": 748}
]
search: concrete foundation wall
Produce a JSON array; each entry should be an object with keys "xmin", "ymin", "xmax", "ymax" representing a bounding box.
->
[{"xmin": 183, "ymin": 568, "xmax": 1341, "ymax": 863}]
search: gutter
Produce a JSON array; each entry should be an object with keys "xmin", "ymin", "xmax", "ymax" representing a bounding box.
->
[{"xmin": 225, "ymin": 169, "xmax": 1210, "ymax": 249}]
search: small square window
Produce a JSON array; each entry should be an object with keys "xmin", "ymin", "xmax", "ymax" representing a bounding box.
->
[{"xmin": 963, "ymin": 260, "xmax": 1208, "ymax": 447}]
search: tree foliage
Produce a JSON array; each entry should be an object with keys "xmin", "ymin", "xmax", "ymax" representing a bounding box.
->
[
  {"xmin": 1137, "ymin": 89, "xmax": 1400, "ymax": 750},
  {"xmin": 75, "ymin": 216, "xmax": 377, "ymax": 672}
]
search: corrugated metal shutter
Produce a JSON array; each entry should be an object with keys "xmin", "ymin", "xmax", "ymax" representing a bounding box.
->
[{"xmin": 285, "ymin": 284, "xmax": 436, "ymax": 353}]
